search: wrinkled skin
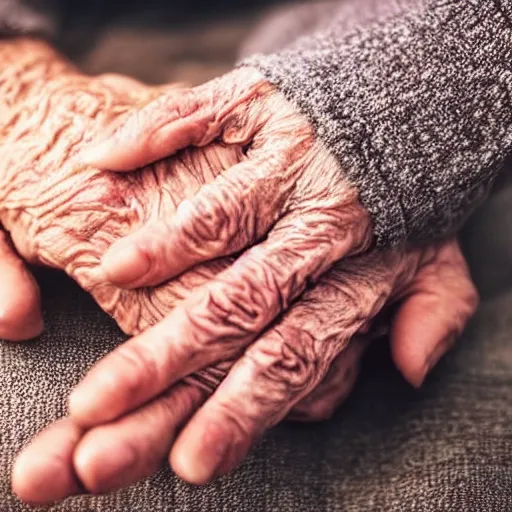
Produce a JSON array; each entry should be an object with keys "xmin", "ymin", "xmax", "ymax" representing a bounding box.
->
[
  {"xmin": 0, "ymin": 40, "xmax": 478, "ymax": 503},
  {"xmin": 14, "ymin": 238, "xmax": 478, "ymax": 504},
  {"xmin": 69, "ymin": 55, "xmax": 482, "ymax": 488}
]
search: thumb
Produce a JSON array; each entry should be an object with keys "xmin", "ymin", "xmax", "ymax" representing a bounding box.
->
[
  {"xmin": 80, "ymin": 68, "xmax": 266, "ymax": 172},
  {"xmin": 79, "ymin": 86, "xmax": 206, "ymax": 171},
  {"xmin": 0, "ymin": 231, "xmax": 43, "ymax": 341},
  {"xmin": 391, "ymin": 239, "xmax": 478, "ymax": 388}
]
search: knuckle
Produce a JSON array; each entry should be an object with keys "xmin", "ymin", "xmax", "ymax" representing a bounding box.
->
[
  {"xmin": 186, "ymin": 282, "xmax": 271, "ymax": 349},
  {"xmin": 176, "ymin": 249, "xmax": 301, "ymax": 355},
  {"xmin": 214, "ymin": 400, "xmax": 253, "ymax": 439},
  {"xmin": 188, "ymin": 252, "xmax": 288, "ymax": 346},
  {"xmin": 246, "ymin": 327, "xmax": 319, "ymax": 395},
  {"xmin": 177, "ymin": 180, "xmax": 253, "ymax": 258},
  {"xmin": 159, "ymin": 89, "xmax": 199, "ymax": 119},
  {"xmin": 178, "ymin": 90, "xmax": 201, "ymax": 118},
  {"xmin": 176, "ymin": 161, "xmax": 267, "ymax": 258},
  {"xmin": 181, "ymin": 189, "xmax": 231, "ymax": 246},
  {"xmin": 221, "ymin": 103, "xmax": 261, "ymax": 145},
  {"xmin": 222, "ymin": 275, "xmax": 275, "ymax": 333},
  {"xmin": 109, "ymin": 343, "xmax": 160, "ymax": 395},
  {"xmin": 184, "ymin": 361, "xmax": 233, "ymax": 395}
]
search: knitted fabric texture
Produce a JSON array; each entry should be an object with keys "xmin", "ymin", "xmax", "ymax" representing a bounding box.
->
[{"xmin": 242, "ymin": 0, "xmax": 512, "ymax": 246}]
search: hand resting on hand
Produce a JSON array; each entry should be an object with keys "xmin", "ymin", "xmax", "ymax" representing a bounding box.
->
[{"xmin": 0, "ymin": 40, "xmax": 478, "ymax": 503}]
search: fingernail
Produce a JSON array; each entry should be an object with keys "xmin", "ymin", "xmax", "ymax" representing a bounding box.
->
[
  {"xmin": 419, "ymin": 334, "xmax": 456, "ymax": 387},
  {"xmin": 101, "ymin": 242, "xmax": 150, "ymax": 288}
]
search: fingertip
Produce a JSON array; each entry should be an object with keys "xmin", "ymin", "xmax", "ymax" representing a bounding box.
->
[
  {"xmin": 74, "ymin": 383, "xmax": 206, "ymax": 493},
  {"xmin": 0, "ymin": 267, "xmax": 44, "ymax": 342},
  {"xmin": 171, "ymin": 411, "xmax": 250, "ymax": 485},
  {"xmin": 171, "ymin": 418, "xmax": 228, "ymax": 485},
  {"xmin": 0, "ymin": 306, "xmax": 44, "ymax": 342},
  {"xmin": 170, "ymin": 445, "xmax": 210, "ymax": 485},
  {"xmin": 73, "ymin": 430, "xmax": 136, "ymax": 495},
  {"xmin": 79, "ymin": 139, "xmax": 126, "ymax": 171},
  {"xmin": 390, "ymin": 293, "xmax": 456, "ymax": 388},
  {"xmin": 101, "ymin": 239, "xmax": 151, "ymax": 289},
  {"xmin": 12, "ymin": 419, "xmax": 85, "ymax": 505},
  {"xmin": 79, "ymin": 112, "xmax": 152, "ymax": 171},
  {"xmin": 79, "ymin": 110, "xmax": 158, "ymax": 172}
]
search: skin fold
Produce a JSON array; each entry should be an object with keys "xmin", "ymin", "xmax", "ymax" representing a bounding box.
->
[{"xmin": 0, "ymin": 39, "xmax": 478, "ymax": 503}]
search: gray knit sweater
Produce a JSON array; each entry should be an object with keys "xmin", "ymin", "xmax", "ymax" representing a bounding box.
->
[{"xmin": 2, "ymin": 0, "xmax": 512, "ymax": 247}]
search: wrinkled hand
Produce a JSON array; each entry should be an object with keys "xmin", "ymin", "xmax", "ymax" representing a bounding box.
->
[
  {"xmin": 83, "ymin": 65, "xmax": 373, "ymax": 315},
  {"xmin": 69, "ymin": 63, "xmax": 374, "ymax": 448},
  {"xmin": 0, "ymin": 42, "xmax": 478, "ymax": 503},
  {"xmin": 0, "ymin": 39, "xmax": 239, "ymax": 336},
  {"xmin": 13, "ymin": 237, "xmax": 477, "ymax": 504},
  {"xmin": 0, "ymin": 40, "xmax": 381, "ymax": 499},
  {"xmin": 60, "ymin": 66, "xmax": 479, "ymax": 483}
]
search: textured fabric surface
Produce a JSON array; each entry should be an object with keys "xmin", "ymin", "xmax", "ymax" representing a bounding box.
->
[
  {"xmin": 0, "ymin": 1, "xmax": 511, "ymax": 511},
  {"xmin": 1, "ymin": 236, "xmax": 512, "ymax": 512},
  {"xmin": 244, "ymin": 0, "xmax": 512, "ymax": 247}
]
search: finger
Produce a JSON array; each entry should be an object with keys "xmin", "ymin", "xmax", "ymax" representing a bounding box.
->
[
  {"xmin": 12, "ymin": 418, "xmax": 85, "ymax": 505},
  {"xmin": 0, "ymin": 231, "xmax": 43, "ymax": 341},
  {"xmin": 169, "ymin": 255, "xmax": 396, "ymax": 484},
  {"xmin": 100, "ymin": 155, "xmax": 288, "ymax": 288},
  {"xmin": 287, "ymin": 336, "xmax": 369, "ymax": 422},
  {"xmin": 69, "ymin": 211, "xmax": 366, "ymax": 428},
  {"xmin": 13, "ymin": 386, "xmax": 206, "ymax": 504},
  {"xmin": 169, "ymin": 327, "xmax": 354, "ymax": 484},
  {"xmin": 81, "ymin": 87, "xmax": 209, "ymax": 171},
  {"xmin": 391, "ymin": 240, "xmax": 479, "ymax": 388},
  {"xmin": 80, "ymin": 69, "xmax": 265, "ymax": 171},
  {"xmin": 73, "ymin": 383, "xmax": 206, "ymax": 495}
]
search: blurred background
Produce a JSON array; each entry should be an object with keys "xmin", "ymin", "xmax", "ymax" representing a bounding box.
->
[{"xmin": 56, "ymin": 0, "xmax": 284, "ymax": 84}]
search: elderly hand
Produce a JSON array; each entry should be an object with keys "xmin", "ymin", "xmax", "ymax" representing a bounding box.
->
[
  {"xmin": 0, "ymin": 38, "xmax": 240, "ymax": 336},
  {"xmin": 82, "ymin": 65, "xmax": 373, "ymax": 308},
  {"xmin": 69, "ymin": 65, "xmax": 373, "ymax": 438},
  {"xmin": 0, "ymin": 39, "xmax": 376, "ymax": 500},
  {"xmin": 62, "ymin": 67, "xmax": 478, "ymax": 484},
  {"xmin": 0, "ymin": 42, "xmax": 477, "ymax": 503},
  {"xmin": 13, "ymin": 237, "xmax": 477, "ymax": 504}
]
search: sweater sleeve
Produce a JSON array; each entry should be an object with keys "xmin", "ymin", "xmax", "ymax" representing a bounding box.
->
[
  {"xmin": 241, "ymin": 0, "xmax": 512, "ymax": 247},
  {"xmin": 0, "ymin": 0, "xmax": 58, "ymax": 39}
]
